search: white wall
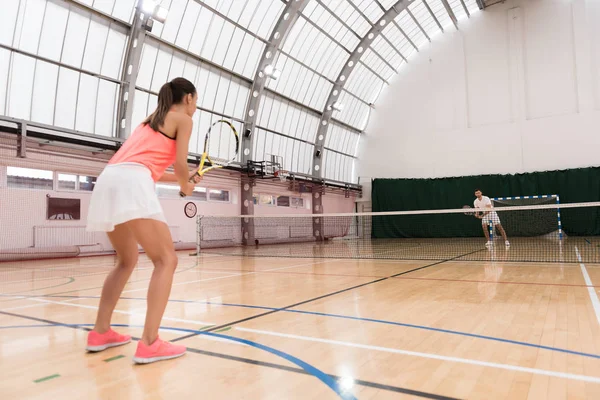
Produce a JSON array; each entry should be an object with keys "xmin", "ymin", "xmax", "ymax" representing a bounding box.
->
[
  {"xmin": 359, "ymin": 0, "xmax": 600, "ymax": 179},
  {"xmin": 0, "ymin": 142, "xmax": 356, "ymax": 254}
]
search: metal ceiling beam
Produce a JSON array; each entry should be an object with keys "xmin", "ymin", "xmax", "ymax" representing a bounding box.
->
[
  {"xmin": 312, "ymin": 0, "xmax": 416, "ymax": 180},
  {"xmin": 0, "ymin": 43, "xmax": 122, "ymax": 85},
  {"xmin": 459, "ymin": 0, "xmax": 471, "ymax": 17},
  {"xmin": 240, "ymin": 0, "xmax": 308, "ymax": 244},
  {"xmin": 167, "ymin": 1, "xmax": 373, "ymax": 110},
  {"xmin": 476, "ymin": 0, "xmax": 486, "ymax": 10},
  {"xmin": 241, "ymin": 0, "xmax": 311, "ymax": 166},
  {"xmin": 315, "ymin": 0, "xmax": 362, "ymax": 41},
  {"xmin": 116, "ymin": 0, "xmax": 147, "ymax": 139},
  {"xmin": 63, "ymin": 0, "xmax": 130, "ymax": 29},
  {"xmin": 407, "ymin": 8, "xmax": 430, "ymax": 42},
  {"xmin": 297, "ymin": 11, "xmax": 388, "ymax": 84},
  {"xmin": 393, "ymin": 21, "xmax": 419, "ymax": 51},
  {"xmin": 441, "ymin": 0, "xmax": 459, "ymax": 29},
  {"xmin": 381, "ymin": 33, "xmax": 408, "ymax": 63},
  {"xmin": 323, "ymin": 0, "xmax": 399, "ymax": 74},
  {"xmin": 68, "ymin": 0, "xmax": 346, "ymax": 90},
  {"xmin": 140, "ymin": 34, "xmax": 363, "ymax": 130},
  {"xmin": 370, "ymin": 1, "xmax": 408, "ymax": 62},
  {"xmin": 423, "ymin": 0, "xmax": 444, "ymax": 33},
  {"xmin": 135, "ymin": 84, "xmax": 363, "ymax": 149},
  {"xmin": 190, "ymin": 0, "xmax": 268, "ymax": 45}
]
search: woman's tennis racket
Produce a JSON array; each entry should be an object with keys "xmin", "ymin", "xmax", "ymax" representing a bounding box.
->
[{"xmin": 180, "ymin": 119, "xmax": 239, "ymax": 197}]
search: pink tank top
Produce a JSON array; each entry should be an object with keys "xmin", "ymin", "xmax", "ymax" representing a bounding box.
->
[{"xmin": 109, "ymin": 123, "xmax": 177, "ymax": 182}]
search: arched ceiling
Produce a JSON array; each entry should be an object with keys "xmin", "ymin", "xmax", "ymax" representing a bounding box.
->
[{"xmin": 0, "ymin": 0, "xmax": 481, "ymax": 184}]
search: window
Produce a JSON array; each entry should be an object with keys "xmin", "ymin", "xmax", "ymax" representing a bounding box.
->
[
  {"xmin": 79, "ymin": 175, "xmax": 97, "ymax": 191},
  {"xmin": 7, "ymin": 167, "xmax": 53, "ymax": 190},
  {"xmin": 57, "ymin": 173, "xmax": 97, "ymax": 191},
  {"xmin": 277, "ymin": 196, "xmax": 290, "ymax": 207},
  {"xmin": 259, "ymin": 194, "xmax": 276, "ymax": 206},
  {"xmin": 193, "ymin": 187, "xmax": 208, "ymax": 201},
  {"xmin": 291, "ymin": 197, "xmax": 304, "ymax": 208},
  {"xmin": 209, "ymin": 189, "xmax": 230, "ymax": 202},
  {"xmin": 253, "ymin": 194, "xmax": 304, "ymax": 208},
  {"xmin": 58, "ymin": 174, "xmax": 77, "ymax": 190},
  {"xmin": 156, "ymin": 184, "xmax": 207, "ymax": 201}
]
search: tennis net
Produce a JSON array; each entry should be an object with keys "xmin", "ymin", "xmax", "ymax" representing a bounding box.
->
[{"xmin": 196, "ymin": 201, "xmax": 600, "ymax": 263}]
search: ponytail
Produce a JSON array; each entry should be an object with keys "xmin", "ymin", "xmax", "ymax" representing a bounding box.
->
[{"xmin": 144, "ymin": 78, "xmax": 197, "ymax": 131}]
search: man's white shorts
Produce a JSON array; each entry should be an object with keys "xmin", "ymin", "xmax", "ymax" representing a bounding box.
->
[{"xmin": 481, "ymin": 211, "xmax": 501, "ymax": 226}]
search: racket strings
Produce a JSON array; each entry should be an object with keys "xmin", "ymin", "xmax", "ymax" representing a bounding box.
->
[{"xmin": 205, "ymin": 120, "xmax": 239, "ymax": 165}]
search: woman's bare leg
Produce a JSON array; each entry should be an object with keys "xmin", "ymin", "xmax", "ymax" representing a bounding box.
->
[{"xmin": 93, "ymin": 223, "xmax": 139, "ymax": 333}]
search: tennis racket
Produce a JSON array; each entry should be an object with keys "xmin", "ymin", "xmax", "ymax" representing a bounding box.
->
[
  {"xmin": 180, "ymin": 119, "xmax": 239, "ymax": 197},
  {"xmin": 462, "ymin": 205, "xmax": 482, "ymax": 218}
]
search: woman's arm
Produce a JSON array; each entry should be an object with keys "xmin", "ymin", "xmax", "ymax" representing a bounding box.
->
[
  {"xmin": 158, "ymin": 172, "xmax": 179, "ymax": 183},
  {"xmin": 174, "ymin": 115, "xmax": 194, "ymax": 188}
]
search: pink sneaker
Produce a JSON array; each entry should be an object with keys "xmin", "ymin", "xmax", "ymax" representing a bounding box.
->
[
  {"xmin": 133, "ymin": 337, "xmax": 186, "ymax": 364},
  {"xmin": 86, "ymin": 329, "xmax": 131, "ymax": 352}
]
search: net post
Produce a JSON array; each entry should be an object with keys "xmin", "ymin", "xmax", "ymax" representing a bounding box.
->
[
  {"xmin": 241, "ymin": 176, "xmax": 256, "ymax": 245},
  {"xmin": 195, "ymin": 214, "xmax": 202, "ymax": 256},
  {"xmin": 489, "ymin": 220, "xmax": 493, "ymax": 243},
  {"xmin": 312, "ymin": 187, "xmax": 324, "ymax": 241},
  {"xmin": 556, "ymin": 195, "xmax": 563, "ymax": 240}
]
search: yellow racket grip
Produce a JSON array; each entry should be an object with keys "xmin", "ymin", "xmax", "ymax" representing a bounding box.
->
[{"xmin": 180, "ymin": 155, "xmax": 207, "ymax": 197}]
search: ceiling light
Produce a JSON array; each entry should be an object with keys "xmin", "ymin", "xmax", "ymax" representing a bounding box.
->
[
  {"xmin": 141, "ymin": 0, "xmax": 158, "ymax": 15},
  {"xmin": 331, "ymin": 102, "xmax": 344, "ymax": 112},
  {"xmin": 154, "ymin": 6, "xmax": 169, "ymax": 23},
  {"xmin": 264, "ymin": 65, "xmax": 281, "ymax": 80}
]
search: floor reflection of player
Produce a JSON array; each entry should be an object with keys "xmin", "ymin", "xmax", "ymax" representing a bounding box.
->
[{"xmin": 478, "ymin": 264, "xmax": 503, "ymax": 302}]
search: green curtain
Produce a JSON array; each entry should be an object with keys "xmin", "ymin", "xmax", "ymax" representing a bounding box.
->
[{"xmin": 372, "ymin": 167, "xmax": 600, "ymax": 238}]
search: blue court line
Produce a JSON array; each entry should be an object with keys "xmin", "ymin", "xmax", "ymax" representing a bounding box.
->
[
  {"xmin": 0, "ymin": 324, "xmax": 54, "ymax": 329},
  {"xmin": 138, "ymin": 325, "xmax": 355, "ymax": 400},
  {"xmin": 0, "ymin": 321, "xmax": 355, "ymax": 400},
  {"xmin": 24, "ymin": 294, "xmax": 600, "ymax": 360}
]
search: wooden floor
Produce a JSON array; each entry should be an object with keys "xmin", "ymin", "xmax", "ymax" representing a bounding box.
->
[{"xmin": 1, "ymin": 252, "xmax": 600, "ymax": 399}]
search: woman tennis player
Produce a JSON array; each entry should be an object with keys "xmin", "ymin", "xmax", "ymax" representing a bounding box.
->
[{"xmin": 85, "ymin": 78, "xmax": 200, "ymax": 364}]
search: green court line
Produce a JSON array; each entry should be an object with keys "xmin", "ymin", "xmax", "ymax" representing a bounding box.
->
[
  {"xmin": 34, "ymin": 374, "xmax": 60, "ymax": 383},
  {"xmin": 8, "ymin": 261, "xmax": 200, "ymax": 300},
  {"xmin": 0, "ymin": 277, "xmax": 76, "ymax": 298},
  {"xmin": 201, "ymin": 325, "xmax": 216, "ymax": 330},
  {"xmin": 214, "ymin": 327, "xmax": 231, "ymax": 333},
  {"xmin": 103, "ymin": 355, "xmax": 126, "ymax": 362}
]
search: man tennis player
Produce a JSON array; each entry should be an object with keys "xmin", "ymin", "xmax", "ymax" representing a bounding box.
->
[{"xmin": 474, "ymin": 189, "xmax": 510, "ymax": 247}]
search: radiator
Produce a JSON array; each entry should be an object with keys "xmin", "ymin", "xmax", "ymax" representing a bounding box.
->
[
  {"xmin": 34, "ymin": 226, "xmax": 98, "ymax": 248},
  {"xmin": 32, "ymin": 225, "xmax": 181, "ymax": 250}
]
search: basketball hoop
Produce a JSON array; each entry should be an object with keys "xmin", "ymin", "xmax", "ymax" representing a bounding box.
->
[{"xmin": 273, "ymin": 169, "xmax": 288, "ymax": 182}]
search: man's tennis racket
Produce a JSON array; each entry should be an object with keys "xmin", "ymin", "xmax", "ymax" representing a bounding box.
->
[
  {"xmin": 462, "ymin": 205, "xmax": 482, "ymax": 218},
  {"xmin": 180, "ymin": 119, "xmax": 239, "ymax": 197}
]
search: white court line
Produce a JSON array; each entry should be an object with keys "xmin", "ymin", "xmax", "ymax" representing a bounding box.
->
[
  {"xmin": 0, "ymin": 293, "xmax": 141, "ymax": 312},
  {"xmin": 1, "ymin": 260, "xmax": 330, "ymax": 312},
  {"xmin": 0, "ymin": 266, "xmax": 231, "ymax": 286},
  {"xmin": 7, "ymin": 297, "xmax": 215, "ymax": 326},
  {"xmin": 122, "ymin": 259, "xmax": 331, "ymax": 294},
  {"xmin": 1, "ymin": 276, "xmax": 75, "ymax": 285},
  {"xmin": 575, "ymin": 246, "xmax": 600, "ymax": 326},
  {"xmin": 1, "ymin": 302, "xmax": 58, "ymax": 312},
  {"xmin": 236, "ymin": 327, "xmax": 600, "ymax": 384},
  {"xmin": 121, "ymin": 273, "xmax": 243, "ymax": 293},
  {"xmin": 4, "ymin": 256, "xmax": 239, "ymax": 275}
]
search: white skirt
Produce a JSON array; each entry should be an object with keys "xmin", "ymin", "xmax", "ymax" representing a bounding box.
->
[{"xmin": 86, "ymin": 163, "xmax": 167, "ymax": 232}]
